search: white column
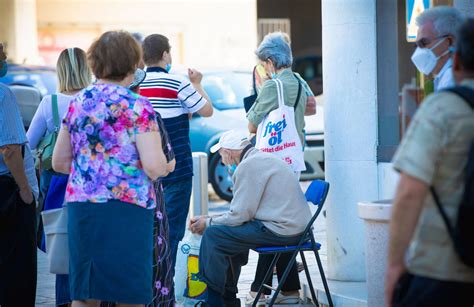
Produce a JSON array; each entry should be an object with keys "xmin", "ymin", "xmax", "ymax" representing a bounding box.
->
[{"xmin": 322, "ymin": 0, "xmax": 379, "ymax": 281}]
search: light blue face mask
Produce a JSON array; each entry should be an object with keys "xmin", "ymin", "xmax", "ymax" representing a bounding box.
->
[
  {"xmin": 227, "ymin": 164, "xmax": 237, "ymax": 176},
  {"xmin": 0, "ymin": 60, "xmax": 8, "ymax": 78},
  {"xmin": 165, "ymin": 63, "xmax": 172, "ymax": 72},
  {"xmin": 271, "ymin": 72, "xmax": 277, "ymax": 79}
]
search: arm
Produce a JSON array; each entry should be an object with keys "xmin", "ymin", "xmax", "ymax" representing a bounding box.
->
[
  {"xmin": 52, "ymin": 128, "xmax": 73, "ymax": 174},
  {"xmin": 248, "ymin": 122, "xmax": 257, "ymax": 134},
  {"xmin": 385, "ymin": 173, "xmax": 428, "ymax": 305},
  {"xmin": 294, "ymin": 73, "xmax": 316, "ymax": 116},
  {"xmin": 136, "ymin": 131, "xmax": 167, "ymax": 180},
  {"xmin": 26, "ymin": 96, "xmax": 48, "ymax": 150},
  {"xmin": 155, "ymin": 112, "xmax": 175, "ymax": 175},
  {"xmin": 0, "ymin": 144, "xmax": 33, "ymax": 204},
  {"xmin": 193, "ymin": 83, "xmax": 213, "ymax": 117},
  {"xmin": 167, "ymin": 158, "xmax": 176, "ymax": 174},
  {"xmin": 188, "ymin": 69, "xmax": 214, "ymax": 117}
]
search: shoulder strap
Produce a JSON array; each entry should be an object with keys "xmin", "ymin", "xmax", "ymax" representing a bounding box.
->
[
  {"xmin": 431, "ymin": 187, "xmax": 456, "ymax": 241},
  {"xmin": 273, "ymin": 79, "xmax": 284, "ymax": 108},
  {"xmin": 445, "ymin": 86, "xmax": 474, "ymax": 109},
  {"xmin": 52, "ymin": 94, "xmax": 60, "ymax": 130},
  {"xmin": 293, "ymin": 73, "xmax": 302, "ymax": 109},
  {"xmin": 251, "ymin": 66, "xmax": 257, "ymax": 94}
]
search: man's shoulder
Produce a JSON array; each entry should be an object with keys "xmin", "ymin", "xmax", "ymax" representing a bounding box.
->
[
  {"xmin": 422, "ymin": 88, "xmax": 473, "ymax": 118},
  {"xmin": 240, "ymin": 149, "xmax": 287, "ymax": 171}
]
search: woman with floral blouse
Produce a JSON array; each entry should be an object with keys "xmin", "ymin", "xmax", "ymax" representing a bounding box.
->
[{"xmin": 52, "ymin": 31, "xmax": 168, "ymax": 307}]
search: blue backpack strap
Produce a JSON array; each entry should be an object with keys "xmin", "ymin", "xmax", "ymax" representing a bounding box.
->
[{"xmin": 444, "ymin": 86, "xmax": 474, "ymax": 109}]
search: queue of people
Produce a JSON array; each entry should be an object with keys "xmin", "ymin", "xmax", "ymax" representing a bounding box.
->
[{"xmin": 1, "ymin": 5, "xmax": 474, "ymax": 307}]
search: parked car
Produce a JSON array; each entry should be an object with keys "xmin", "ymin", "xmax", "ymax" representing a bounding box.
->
[
  {"xmin": 0, "ymin": 63, "xmax": 57, "ymax": 96},
  {"xmin": 186, "ymin": 69, "xmax": 325, "ymax": 201},
  {"xmin": 0, "ymin": 63, "xmax": 57, "ymax": 129}
]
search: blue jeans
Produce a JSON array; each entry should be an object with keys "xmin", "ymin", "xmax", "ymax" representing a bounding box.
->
[
  {"xmin": 199, "ymin": 221, "xmax": 302, "ymax": 301},
  {"xmin": 162, "ymin": 178, "xmax": 193, "ymax": 275}
]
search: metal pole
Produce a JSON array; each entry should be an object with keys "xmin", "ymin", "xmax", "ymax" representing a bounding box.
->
[{"xmin": 190, "ymin": 152, "xmax": 209, "ymax": 218}]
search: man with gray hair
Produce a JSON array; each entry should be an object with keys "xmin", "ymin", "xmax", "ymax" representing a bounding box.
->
[
  {"xmin": 386, "ymin": 19, "xmax": 474, "ymax": 306},
  {"xmin": 412, "ymin": 6, "xmax": 465, "ymax": 91},
  {"xmin": 189, "ymin": 130, "xmax": 311, "ymax": 306}
]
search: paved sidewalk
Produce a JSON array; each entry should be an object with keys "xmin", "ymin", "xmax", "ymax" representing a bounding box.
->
[{"xmin": 36, "ymin": 182, "xmax": 328, "ymax": 306}]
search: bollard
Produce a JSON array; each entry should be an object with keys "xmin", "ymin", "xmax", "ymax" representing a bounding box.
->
[{"xmin": 190, "ymin": 152, "xmax": 209, "ymax": 218}]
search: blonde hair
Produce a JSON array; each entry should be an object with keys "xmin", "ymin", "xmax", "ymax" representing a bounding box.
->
[{"xmin": 56, "ymin": 47, "xmax": 91, "ymax": 93}]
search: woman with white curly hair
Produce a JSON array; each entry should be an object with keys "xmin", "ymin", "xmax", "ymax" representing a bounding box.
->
[{"xmin": 246, "ymin": 31, "xmax": 307, "ymax": 305}]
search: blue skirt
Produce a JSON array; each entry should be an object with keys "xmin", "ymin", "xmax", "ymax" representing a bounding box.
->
[{"xmin": 68, "ymin": 200, "xmax": 154, "ymax": 304}]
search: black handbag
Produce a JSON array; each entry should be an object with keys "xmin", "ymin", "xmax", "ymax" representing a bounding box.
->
[{"xmin": 243, "ymin": 66, "xmax": 258, "ymax": 113}]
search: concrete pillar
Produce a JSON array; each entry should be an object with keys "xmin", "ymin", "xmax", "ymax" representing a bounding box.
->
[
  {"xmin": 454, "ymin": 0, "xmax": 474, "ymax": 17},
  {"xmin": 322, "ymin": 0, "xmax": 379, "ymax": 281},
  {"xmin": 0, "ymin": 0, "xmax": 40, "ymax": 64}
]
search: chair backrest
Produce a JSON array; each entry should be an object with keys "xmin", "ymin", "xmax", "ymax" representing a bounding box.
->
[
  {"xmin": 305, "ymin": 179, "xmax": 330, "ymax": 207},
  {"xmin": 297, "ymin": 180, "xmax": 330, "ymax": 245}
]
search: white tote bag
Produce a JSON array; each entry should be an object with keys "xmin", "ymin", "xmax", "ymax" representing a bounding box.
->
[
  {"xmin": 174, "ymin": 231, "xmax": 207, "ymax": 305},
  {"xmin": 41, "ymin": 206, "xmax": 69, "ymax": 274},
  {"xmin": 256, "ymin": 79, "xmax": 306, "ymax": 172}
]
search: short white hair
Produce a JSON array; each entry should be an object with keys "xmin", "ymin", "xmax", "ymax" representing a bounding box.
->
[{"xmin": 416, "ymin": 6, "xmax": 466, "ymax": 38}]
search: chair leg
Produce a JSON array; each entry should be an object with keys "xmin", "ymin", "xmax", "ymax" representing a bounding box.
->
[
  {"xmin": 252, "ymin": 253, "xmax": 280, "ymax": 307},
  {"xmin": 268, "ymin": 251, "xmax": 299, "ymax": 307},
  {"xmin": 314, "ymin": 249, "xmax": 334, "ymax": 307},
  {"xmin": 300, "ymin": 251, "xmax": 319, "ymax": 307}
]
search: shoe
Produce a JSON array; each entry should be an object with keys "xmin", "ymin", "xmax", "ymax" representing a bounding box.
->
[
  {"xmin": 267, "ymin": 293, "xmax": 301, "ymax": 304},
  {"xmin": 245, "ymin": 292, "xmax": 266, "ymax": 306}
]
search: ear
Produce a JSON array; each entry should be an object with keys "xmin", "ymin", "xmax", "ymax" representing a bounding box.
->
[{"xmin": 453, "ymin": 51, "xmax": 461, "ymax": 72}]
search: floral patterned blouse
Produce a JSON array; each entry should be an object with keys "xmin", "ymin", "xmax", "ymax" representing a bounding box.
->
[{"xmin": 62, "ymin": 83, "xmax": 159, "ymax": 209}]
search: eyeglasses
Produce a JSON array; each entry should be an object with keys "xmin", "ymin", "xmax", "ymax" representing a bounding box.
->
[{"xmin": 416, "ymin": 35, "xmax": 449, "ymax": 48}]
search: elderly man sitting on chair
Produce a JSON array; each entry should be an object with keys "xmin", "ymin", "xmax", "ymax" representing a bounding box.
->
[{"xmin": 189, "ymin": 130, "xmax": 311, "ymax": 306}]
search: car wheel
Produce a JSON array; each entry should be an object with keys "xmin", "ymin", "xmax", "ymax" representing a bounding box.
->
[{"xmin": 209, "ymin": 153, "xmax": 233, "ymax": 202}]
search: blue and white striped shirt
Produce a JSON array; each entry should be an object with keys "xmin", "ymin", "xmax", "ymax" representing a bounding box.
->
[{"xmin": 141, "ymin": 67, "xmax": 207, "ymax": 183}]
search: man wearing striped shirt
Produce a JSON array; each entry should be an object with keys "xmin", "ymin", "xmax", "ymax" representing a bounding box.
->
[{"xmin": 141, "ymin": 34, "xmax": 213, "ymax": 283}]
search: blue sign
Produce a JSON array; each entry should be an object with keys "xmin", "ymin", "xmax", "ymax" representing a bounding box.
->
[{"xmin": 406, "ymin": 0, "xmax": 432, "ymax": 42}]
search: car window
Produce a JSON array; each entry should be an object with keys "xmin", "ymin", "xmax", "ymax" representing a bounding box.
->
[{"xmin": 202, "ymin": 72, "xmax": 251, "ymax": 110}]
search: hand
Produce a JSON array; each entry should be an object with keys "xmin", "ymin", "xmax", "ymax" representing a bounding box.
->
[
  {"xmin": 385, "ymin": 264, "xmax": 406, "ymax": 307},
  {"xmin": 19, "ymin": 188, "xmax": 34, "ymax": 205},
  {"xmin": 188, "ymin": 68, "xmax": 203, "ymax": 84},
  {"xmin": 189, "ymin": 215, "xmax": 208, "ymax": 235}
]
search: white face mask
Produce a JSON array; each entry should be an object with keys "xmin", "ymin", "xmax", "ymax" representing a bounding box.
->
[{"xmin": 411, "ymin": 37, "xmax": 450, "ymax": 75}]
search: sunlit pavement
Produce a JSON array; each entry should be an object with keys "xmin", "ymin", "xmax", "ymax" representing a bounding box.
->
[{"xmin": 36, "ymin": 182, "xmax": 328, "ymax": 306}]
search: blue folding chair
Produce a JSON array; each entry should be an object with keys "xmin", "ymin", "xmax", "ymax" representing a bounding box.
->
[{"xmin": 252, "ymin": 180, "xmax": 333, "ymax": 307}]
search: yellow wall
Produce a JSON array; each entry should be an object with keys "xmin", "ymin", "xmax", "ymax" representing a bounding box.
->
[
  {"xmin": 36, "ymin": 0, "xmax": 258, "ymax": 69},
  {"xmin": 0, "ymin": 0, "xmax": 40, "ymax": 64}
]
